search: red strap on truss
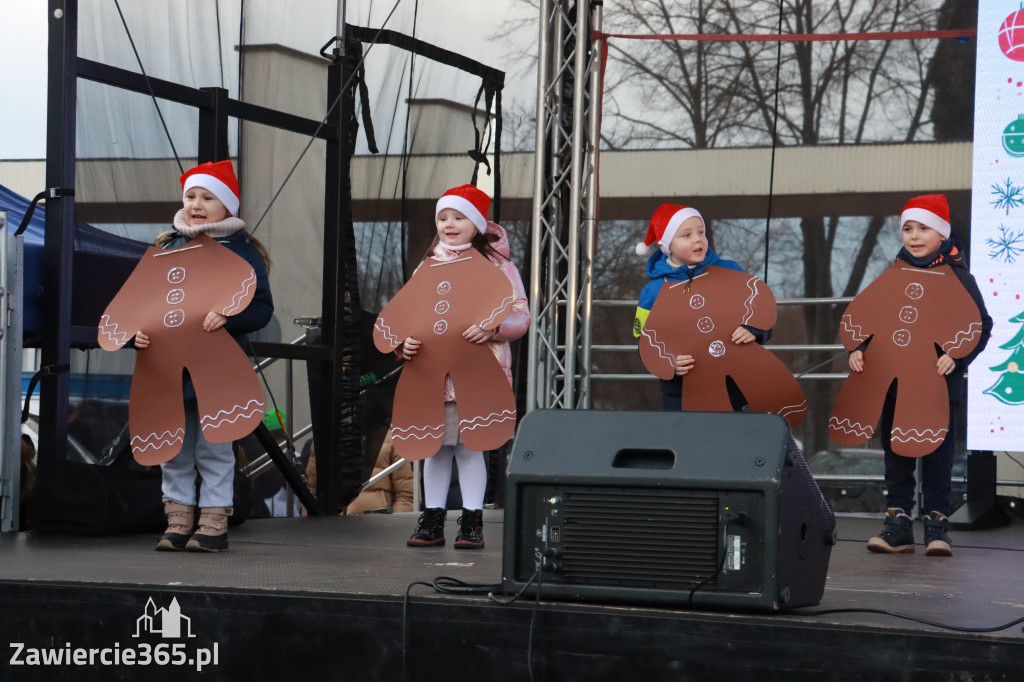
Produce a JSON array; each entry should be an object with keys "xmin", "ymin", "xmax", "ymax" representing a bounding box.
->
[{"xmin": 592, "ymin": 28, "xmax": 976, "ymax": 43}]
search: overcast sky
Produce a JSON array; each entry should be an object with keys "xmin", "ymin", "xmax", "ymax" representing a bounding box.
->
[
  {"xmin": 0, "ymin": 1, "xmax": 534, "ymax": 160},
  {"xmin": 0, "ymin": 2, "xmax": 48, "ymax": 159}
]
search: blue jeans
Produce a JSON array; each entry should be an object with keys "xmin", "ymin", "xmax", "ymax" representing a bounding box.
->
[
  {"xmin": 161, "ymin": 401, "xmax": 236, "ymax": 508},
  {"xmin": 880, "ymin": 389, "xmax": 956, "ymax": 517}
]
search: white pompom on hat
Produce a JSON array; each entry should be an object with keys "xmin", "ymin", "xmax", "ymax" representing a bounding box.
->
[
  {"xmin": 180, "ymin": 160, "xmax": 241, "ymax": 216},
  {"xmin": 635, "ymin": 204, "xmax": 704, "ymax": 256},
  {"xmin": 436, "ymin": 184, "xmax": 490, "ymax": 235},
  {"xmin": 900, "ymin": 194, "xmax": 950, "ymax": 239}
]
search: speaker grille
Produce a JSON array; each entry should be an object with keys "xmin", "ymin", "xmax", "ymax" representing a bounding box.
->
[{"xmin": 560, "ymin": 488, "xmax": 721, "ymax": 589}]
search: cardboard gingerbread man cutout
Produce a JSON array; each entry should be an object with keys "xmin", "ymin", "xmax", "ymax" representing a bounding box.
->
[
  {"xmin": 98, "ymin": 232, "xmax": 264, "ymax": 465},
  {"xmin": 639, "ymin": 265, "xmax": 807, "ymax": 426},
  {"xmin": 829, "ymin": 263, "xmax": 983, "ymax": 457},
  {"xmin": 374, "ymin": 248, "xmax": 516, "ymax": 460}
]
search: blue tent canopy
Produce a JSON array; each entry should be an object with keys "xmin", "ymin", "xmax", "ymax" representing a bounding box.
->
[{"xmin": 1, "ymin": 183, "xmax": 149, "ymax": 339}]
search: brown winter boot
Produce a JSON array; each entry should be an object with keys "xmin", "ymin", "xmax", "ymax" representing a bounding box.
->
[
  {"xmin": 155, "ymin": 502, "xmax": 195, "ymax": 552},
  {"xmin": 185, "ymin": 507, "xmax": 233, "ymax": 553}
]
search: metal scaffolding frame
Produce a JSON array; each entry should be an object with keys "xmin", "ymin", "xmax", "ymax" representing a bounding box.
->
[{"xmin": 526, "ymin": 0, "xmax": 603, "ymax": 411}]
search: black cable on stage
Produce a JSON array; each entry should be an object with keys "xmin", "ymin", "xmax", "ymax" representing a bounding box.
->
[
  {"xmin": 762, "ymin": 0, "xmax": 784, "ymax": 284},
  {"xmin": 430, "ymin": 576, "xmax": 503, "ymax": 595},
  {"xmin": 687, "ymin": 514, "xmax": 736, "ymax": 607},
  {"xmin": 401, "ymin": 579, "xmax": 435, "ymax": 682},
  {"xmin": 788, "ymin": 608, "xmax": 1024, "ymax": 634},
  {"xmin": 251, "ymin": 0, "xmax": 405, "ymax": 236},
  {"xmin": 112, "ymin": 0, "xmax": 185, "ymax": 175}
]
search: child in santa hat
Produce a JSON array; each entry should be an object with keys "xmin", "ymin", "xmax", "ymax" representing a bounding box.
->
[
  {"xmin": 133, "ymin": 160, "xmax": 274, "ymax": 552},
  {"xmin": 849, "ymin": 194, "xmax": 991, "ymax": 556},
  {"xmin": 633, "ymin": 203, "xmax": 772, "ymax": 411},
  {"xmin": 394, "ymin": 184, "xmax": 530, "ymax": 549}
]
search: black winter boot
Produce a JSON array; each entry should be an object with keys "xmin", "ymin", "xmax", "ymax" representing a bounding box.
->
[
  {"xmin": 923, "ymin": 511, "xmax": 953, "ymax": 557},
  {"xmin": 185, "ymin": 507, "xmax": 233, "ymax": 552},
  {"xmin": 407, "ymin": 507, "xmax": 447, "ymax": 547},
  {"xmin": 866, "ymin": 508, "xmax": 915, "ymax": 554},
  {"xmin": 454, "ymin": 508, "xmax": 484, "ymax": 549}
]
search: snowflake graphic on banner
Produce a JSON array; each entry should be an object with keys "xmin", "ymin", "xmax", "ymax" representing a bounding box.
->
[
  {"xmin": 986, "ymin": 225, "xmax": 1024, "ymax": 263},
  {"xmin": 990, "ymin": 177, "xmax": 1024, "ymax": 214}
]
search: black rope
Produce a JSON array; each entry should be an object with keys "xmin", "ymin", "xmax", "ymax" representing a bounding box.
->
[
  {"xmin": 251, "ymin": 0, "xmax": 404, "ymax": 235},
  {"xmin": 469, "ymin": 83, "xmax": 495, "ymax": 184},
  {"xmin": 763, "ymin": 0, "xmax": 784, "ymax": 284},
  {"xmin": 15, "ymin": 192, "xmax": 47, "ymax": 236},
  {"xmin": 398, "ymin": 0, "xmax": 420, "ymax": 281},
  {"xmin": 112, "ymin": 0, "xmax": 184, "ymax": 174}
]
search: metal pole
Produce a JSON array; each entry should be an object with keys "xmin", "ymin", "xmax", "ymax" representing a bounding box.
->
[
  {"xmin": 563, "ymin": 0, "xmax": 594, "ymax": 408},
  {"xmin": 526, "ymin": 0, "xmax": 552, "ymax": 413},
  {"xmin": 578, "ymin": 1, "xmax": 602, "ymax": 409},
  {"xmin": 39, "ymin": 0, "xmax": 79, "ymax": 473},
  {"xmin": 0, "ymin": 210, "xmax": 21, "ymax": 533}
]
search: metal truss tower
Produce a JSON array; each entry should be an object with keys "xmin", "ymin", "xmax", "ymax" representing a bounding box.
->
[{"xmin": 526, "ymin": 0, "xmax": 603, "ymax": 411}]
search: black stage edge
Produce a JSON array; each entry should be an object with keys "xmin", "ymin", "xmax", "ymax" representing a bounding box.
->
[{"xmin": 1, "ymin": 513, "xmax": 1022, "ymax": 682}]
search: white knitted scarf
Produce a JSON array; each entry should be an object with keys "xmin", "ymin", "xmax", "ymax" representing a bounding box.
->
[{"xmin": 173, "ymin": 208, "xmax": 247, "ymax": 238}]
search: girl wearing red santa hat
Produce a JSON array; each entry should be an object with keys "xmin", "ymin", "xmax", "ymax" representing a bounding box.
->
[
  {"xmin": 134, "ymin": 160, "xmax": 274, "ymax": 552},
  {"xmin": 390, "ymin": 184, "xmax": 530, "ymax": 549}
]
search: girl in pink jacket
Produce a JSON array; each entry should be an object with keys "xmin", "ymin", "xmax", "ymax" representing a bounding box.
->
[{"xmin": 374, "ymin": 185, "xmax": 529, "ymax": 549}]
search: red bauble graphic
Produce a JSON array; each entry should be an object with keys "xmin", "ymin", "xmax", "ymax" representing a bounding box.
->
[{"xmin": 999, "ymin": 10, "xmax": 1024, "ymax": 62}]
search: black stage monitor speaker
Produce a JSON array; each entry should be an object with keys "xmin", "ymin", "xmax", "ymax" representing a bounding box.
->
[{"xmin": 502, "ymin": 410, "xmax": 836, "ymax": 611}]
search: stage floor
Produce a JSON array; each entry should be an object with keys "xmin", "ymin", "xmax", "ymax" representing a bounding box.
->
[{"xmin": 1, "ymin": 512, "xmax": 1022, "ymax": 681}]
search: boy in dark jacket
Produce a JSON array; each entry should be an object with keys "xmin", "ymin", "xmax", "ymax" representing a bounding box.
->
[{"xmin": 847, "ymin": 195, "xmax": 992, "ymax": 556}]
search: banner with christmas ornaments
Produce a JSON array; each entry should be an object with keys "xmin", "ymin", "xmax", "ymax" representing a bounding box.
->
[{"xmin": 968, "ymin": 3, "xmax": 1024, "ymax": 451}]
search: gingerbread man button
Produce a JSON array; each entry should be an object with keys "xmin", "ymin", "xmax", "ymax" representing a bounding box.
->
[
  {"xmin": 899, "ymin": 306, "xmax": 918, "ymax": 324},
  {"xmin": 697, "ymin": 316, "xmax": 714, "ymax": 333},
  {"xmin": 164, "ymin": 309, "xmax": 185, "ymax": 328},
  {"xmin": 892, "ymin": 329, "xmax": 911, "ymax": 347},
  {"xmin": 167, "ymin": 288, "xmax": 186, "ymax": 305},
  {"xmin": 168, "ymin": 267, "xmax": 186, "ymax": 284}
]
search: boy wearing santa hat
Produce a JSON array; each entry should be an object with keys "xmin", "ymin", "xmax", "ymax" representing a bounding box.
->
[
  {"xmin": 633, "ymin": 203, "xmax": 770, "ymax": 411},
  {"xmin": 850, "ymin": 194, "xmax": 991, "ymax": 556}
]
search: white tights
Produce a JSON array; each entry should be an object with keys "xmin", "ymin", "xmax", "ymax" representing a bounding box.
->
[{"xmin": 422, "ymin": 444, "xmax": 487, "ymax": 510}]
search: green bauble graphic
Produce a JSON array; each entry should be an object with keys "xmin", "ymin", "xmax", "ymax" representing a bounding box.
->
[{"xmin": 1003, "ymin": 115, "xmax": 1024, "ymax": 158}]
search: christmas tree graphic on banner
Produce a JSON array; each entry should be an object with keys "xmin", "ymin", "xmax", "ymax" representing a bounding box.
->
[{"xmin": 985, "ymin": 309, "xmax": 1024, "ymax": 406}]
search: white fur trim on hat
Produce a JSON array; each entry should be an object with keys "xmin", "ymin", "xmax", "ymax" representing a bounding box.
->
[
  {"xmin": 900, "ymin": 207, "xmax": 950, "ymax": 239},
  {"xmin": 183, "ymin": 174, "xmax": 240, "ymax": 216},
  {"xmin": 657, "ymin": 208, "xmax": 703, "ymax": 255},
  {"xmin": 436, "ymin": 195, "xmax": 487, "ymax": 234}
]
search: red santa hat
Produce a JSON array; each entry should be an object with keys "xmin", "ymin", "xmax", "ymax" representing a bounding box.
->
[
  {"xmin": 435, "ymin": 184, "xmax": 490, "ymax": 234},
  {"xmin": 635, "ymin": 204, "xmax": 704, "ymax": 256},
  {"xmin": 180, "ymin": 160, "xmax": 241, "ymax": 216},
  {"xmin": 900, "ymin": 194, "xmax": 950, "ymax": 239}
]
